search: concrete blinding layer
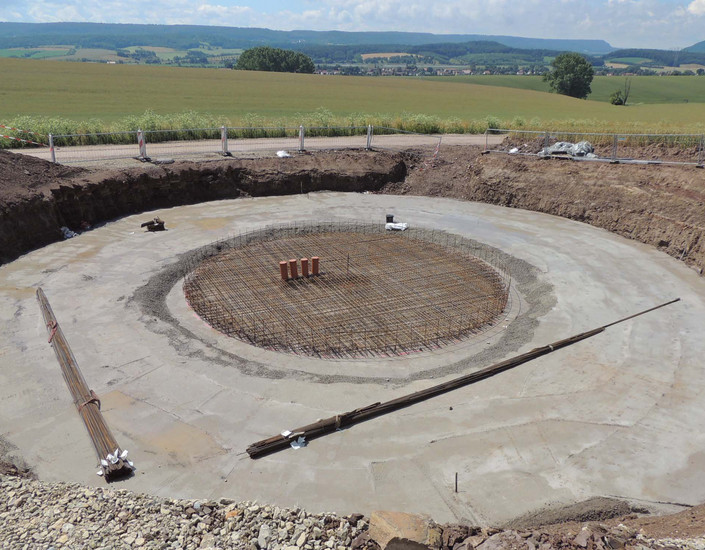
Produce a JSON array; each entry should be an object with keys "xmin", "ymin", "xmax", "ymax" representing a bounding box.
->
[
  {"xmin": 1, "ymin": 193, "xmax": 705, "ymax": 525},
  {"xmin": 182, "ymin": 222, "xmax": 510, "ymax": 358}
]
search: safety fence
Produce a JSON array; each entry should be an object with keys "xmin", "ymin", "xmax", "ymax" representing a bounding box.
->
[
  {"xmin": 10, "ymin": 123, "xmax": 704, "ymax": 167},
  {"xmin": 5, "ymin": 125, "xmax": 442, "ymax": 165},
  {"xmin": 485, "ymin": 129, "xmax": 705, "ymax": 166},
  {"xmin": 0, "ymin": 123, "xmax": 48, "ymax": 148}
]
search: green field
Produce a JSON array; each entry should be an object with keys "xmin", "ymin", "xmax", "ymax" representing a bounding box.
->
[
  {"xmin": 420, "ymin": 75, "xmax": 705, "ymax": 105},
  {"xmin": 607, "ymin": 57, "xmax": 653, "ymax": 64},
  {"xmin": 0, "ymin": 47, "xmax": 71, "ymax": 59},
  {"xmin": 123, "ymin": 45, "xmax": 242, "ymax": 62},
  {"xmin": 0, "ymin": 45, "xmax": 242, "ymax": 64},
  {"xmin": 1, "ymin": 57, "xmax": 704, "ymax": 138},
  {"xmin": 30, "ymin": 49, "xmax": 72, "ymax": 60}
]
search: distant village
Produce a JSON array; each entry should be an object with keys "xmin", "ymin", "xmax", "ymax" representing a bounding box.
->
[
  {"xmin": 314, "ymin": 64, "xmax": 703, "ymax": 77},
  {"xmin": 314, "ymin": 65, "xmax": 544, "ymax": 77}
]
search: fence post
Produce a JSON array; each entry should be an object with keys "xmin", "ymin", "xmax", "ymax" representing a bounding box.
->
[
  {"xmin": 48, "ymin": 133, "xmax": 56, "ymax": 163},
  {"xmin": 366, "ymin": 124, "xmax": 373, "ymax": 150},
  {"xmin": 484, "ymin": 128, "xmax": 488, "ymax": 151},
  {"xmin": 221, "ymin": 125, "xmax": 229, "ymax": 156},
  {"xmin": 699, "ymin": 135, "xmax": 704, "ymax": 166},
  {"xmin": 543, "ymin": 131, "xmax": 549, "ymax": 151},
  {"xmin": 298, "ymin": 125, "xmax": 305, "ymax": 152},
  {"xmin": 612, "ymin": 134, "xmax": 618, "ymax": 160},
  {"xmin": 137, "ymin": 129, "xmax": 149, "ymax": 160}
]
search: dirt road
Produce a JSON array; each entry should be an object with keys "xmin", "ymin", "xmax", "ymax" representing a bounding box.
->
[{"xmin": 10, "ymin": 133, "xmax": 498, "ymax": 165}]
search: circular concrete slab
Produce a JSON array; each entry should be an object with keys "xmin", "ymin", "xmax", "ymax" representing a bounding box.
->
[
  {"xmin": 1, "ymin": 192, "xmax": 703, "ymax": 525},
  {"xmin": 182, "ymin": 225, "xmax": 510, "ymax": 358}
]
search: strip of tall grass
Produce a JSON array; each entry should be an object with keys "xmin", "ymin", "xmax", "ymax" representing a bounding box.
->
[{"xmin": 2, "ymin": 109, "xmax": 704, "ymax": 149}]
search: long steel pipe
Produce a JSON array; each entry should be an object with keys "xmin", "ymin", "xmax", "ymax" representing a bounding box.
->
[{"xmin": 247, "ymin": 298, "xmax": 680, "ymax": 458}]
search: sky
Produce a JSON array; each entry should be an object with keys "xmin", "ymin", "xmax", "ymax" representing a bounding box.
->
[{"xmin": 1, "ymin": 0, "xmax": 704, "ymax": 50}]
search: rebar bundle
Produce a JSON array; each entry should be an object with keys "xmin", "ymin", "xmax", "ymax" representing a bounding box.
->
[
  {"xmin": 37, "ymin": 288, "xmax": 133, "ymax": 481},
  {"xmin": 183, "ymin": 222, "xmax": 511, "ymax": 358}
]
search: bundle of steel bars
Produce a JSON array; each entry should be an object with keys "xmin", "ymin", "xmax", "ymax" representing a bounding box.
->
[{"xmin": 37, "ymin": 288, "xmax": 134, "ymax": 481}]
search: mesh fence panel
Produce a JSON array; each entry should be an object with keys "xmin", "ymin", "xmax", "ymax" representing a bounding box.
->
[
  {"xmin": 371, "ymin": 127, "xmax": 442, "ymax": 152},
  {"xmin": 11, "ymin": 126, "xmax": 705, "ymax": 166},
  {"xmin": 51, "ymin": 132, "xmax": 140, "ymax": 164}
]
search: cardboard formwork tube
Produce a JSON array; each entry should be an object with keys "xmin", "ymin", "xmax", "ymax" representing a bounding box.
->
[
  {"xmin": 301, "ymin": 258, "xmax": 309, "ymax": 277},
  {"xmin": 312, "ymin": 257, "xmax": 320, "ymax": 276},
  {"xmin": 289, "ymin": 259, "xmax": 299, "ymax": 279},
  {"xmin": 279, "ymin": 261, "xmax": 289, "ymax": 281}
]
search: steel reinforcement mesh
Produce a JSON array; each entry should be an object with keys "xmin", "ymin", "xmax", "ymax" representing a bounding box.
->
[{"xmin": 183, "ymin": 222, "xmax": 510, "ymax": 358}]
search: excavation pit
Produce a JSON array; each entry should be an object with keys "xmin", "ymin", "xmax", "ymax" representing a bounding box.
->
[{"xmin": 183, "ymin": 222, "xmax": 510, "ymax": 358}]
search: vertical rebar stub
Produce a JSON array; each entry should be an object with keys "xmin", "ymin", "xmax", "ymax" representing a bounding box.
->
[
  {"xmin": 312, "ymin": 257, "xmax": 320, "ymax": 276},
  {"xmin": 279, "ymin": 261, "xmax": 289, "ymax": 281},
  {"xmin": 301, "ymin": 258, "xmax": 309, "ymax": 277},
  {"xmin": 289, "ymin": 259, "xmax": 299, "ymax": 279}
]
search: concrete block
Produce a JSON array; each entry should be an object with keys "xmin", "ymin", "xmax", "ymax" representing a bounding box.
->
[{"xmin": 369, "ymin": 511, "xmax": 442, "ymax": 549}]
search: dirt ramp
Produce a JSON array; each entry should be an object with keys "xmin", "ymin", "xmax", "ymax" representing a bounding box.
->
[{"xmin": 503, "ymin": 497, "xmax": 633, "ymax": 530}]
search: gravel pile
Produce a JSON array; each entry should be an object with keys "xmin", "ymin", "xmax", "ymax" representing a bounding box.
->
[
  {"xmin": 4, "ymin": 472, "xmax": 705, "ymax": 550},
  {"xmin": 0, "ymin": 475, "xmax": 370, "ymax": 550}
]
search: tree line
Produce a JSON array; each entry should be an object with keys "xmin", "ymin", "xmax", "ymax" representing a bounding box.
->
[{"xmin": 235, "ymin": 46, "xmax": 314, "ymax": 73}]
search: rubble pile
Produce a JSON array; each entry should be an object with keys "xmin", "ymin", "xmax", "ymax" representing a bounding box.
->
[
  {"xmin": 2, "ymin": 474, "xmax": 705, "ymax": 549},
  {"xmin": 0, "ymin": 475, "xmax": 369, "ymax": 550}
]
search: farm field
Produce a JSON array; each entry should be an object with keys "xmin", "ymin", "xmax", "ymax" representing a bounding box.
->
[
  {"xmin": 421, "ymin": 75, "xmax": 705, "ymax": 104},
  {"xmin": 0, "ymin": 45, "xmax": 242, "ymax": 64},
  {"xmin": 1, "ymin": 58, "xmax": 705, "ymax": 135},
  {"xmin": 122, "ymin": 45, "xmax": 243, "ymax": 61},
  {"xmin": 0, "ymin": 47, "xmax": 72, "ymax": 60}
]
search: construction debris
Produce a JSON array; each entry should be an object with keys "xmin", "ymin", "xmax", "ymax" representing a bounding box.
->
[
  {"xmin": 385, "ymin": 222, "xmax": 409, "ymax": 231},
  {"xmin": 141, "ymin": 217, "xmax": 165, "ymax": 232},
  {"xmin": 540, "ymin": 141, "xmax": 596, "ymax": 158},
  {"xmin": 60, "ymin": 226, "xmax": 78, "ymax": 239},
  {"xmin": 385, "ymin": 213, "xmax": 409, "ymax": 230},
  {"xmin": 36, "ymin": 288, "xmax": 134, "ymax": 481}
]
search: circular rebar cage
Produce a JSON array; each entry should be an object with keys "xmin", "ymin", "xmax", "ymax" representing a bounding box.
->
[{"xmin": 183, "ymin": 222, "xmax": 510, "ymax": 358}]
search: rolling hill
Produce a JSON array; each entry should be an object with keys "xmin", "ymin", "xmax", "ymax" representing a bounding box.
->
[{"xmin": 0, "ymin": 22, "xmax": 614, "ymax": 55}]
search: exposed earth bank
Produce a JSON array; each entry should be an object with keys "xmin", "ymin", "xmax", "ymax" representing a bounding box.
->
[
  {"xmin": 384, "ymin": 146, "xmax": 705, "ymax": 276},
  {"xmin": 1, "ymin": 146, "xmax": 704, "ymax": 276},
  {"xmin": 0, "ymin": 150, "xmax": 406, "ymax": 264}
]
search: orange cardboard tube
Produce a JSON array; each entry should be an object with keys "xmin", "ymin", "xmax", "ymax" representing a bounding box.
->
[
  {"xmin": 279, "ymin": 261, "xmax": 289, "ymax": 281},
  {"xmin": 289, "ymin": 259, "xmax": 299, "ymax": 279},
  {"xmin": 312, "ymin": 256, "xmax": 320, "ymax": 276},
  {"xmin": 301, "ymin": 257, "xmax": 309, "ymax": 277}
]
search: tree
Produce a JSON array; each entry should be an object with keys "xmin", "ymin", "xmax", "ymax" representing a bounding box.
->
[
  {"xmin": 543, "ymin": 52, "xmax": 594, "ymax": 99},
  {"xmin": 235, "ymin": 46, "xmax": 315, "ymax": 74},
  {"xmin": 610, "ymin": 89, "xmax": 625, "ymax": 105},
  {"xmin": 610, "ymin": 77, "xmax": 632, "ymax": 106}
]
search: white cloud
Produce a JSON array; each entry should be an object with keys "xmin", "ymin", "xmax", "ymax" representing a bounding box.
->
[
  {"xmin": 687, "ymin": 0, "xmax": 705, "ymax": 14},
  {"xmin": 1, "ymin": 0, "xmax": 703, "ymax": 49},
  {"xmin": 196, "ymin": 3, "xmax": 254, "ymax": 24},
  {"xmin": 197, "ymin": 4, "xmax": 253, "ymax": 15}
]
